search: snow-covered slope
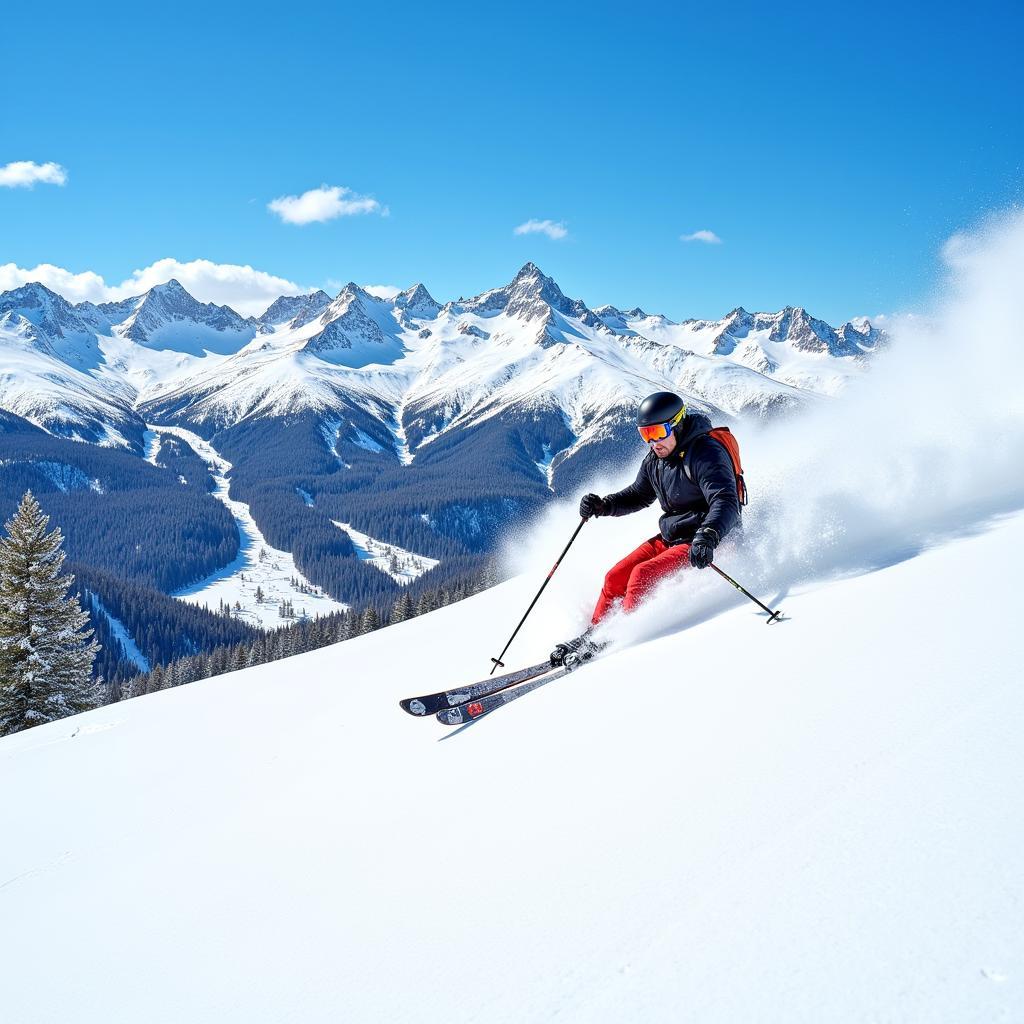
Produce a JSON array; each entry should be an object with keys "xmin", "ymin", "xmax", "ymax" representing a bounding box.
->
[
  {"xmin": 5, "ymin": 209, "xmax": 1024, "ymax": 1021},
  {"xmin": 331, "ymin": 519, "xmax": 440, "ymax": 583},
  {"xmin": 0, "ymin": 508, "xmax": 1020, "ymax": 1023}
]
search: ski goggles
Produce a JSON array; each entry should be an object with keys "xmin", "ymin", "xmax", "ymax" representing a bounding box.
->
[{"xmin": 638, "ymin": 405, "xmax": 686, "ymax": 443}]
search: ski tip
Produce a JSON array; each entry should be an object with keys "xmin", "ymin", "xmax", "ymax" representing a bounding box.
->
[
  {"xmin": 400, "ymin": 698, "xmax": 429, "ymax": 716},
  {"xmin": 437, "ymin": 707, "xmax": 465, "ymax": 726}
]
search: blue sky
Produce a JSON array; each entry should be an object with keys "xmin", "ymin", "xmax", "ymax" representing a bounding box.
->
[{"xmin": 2, "ymin": 0, "xmax": 1021, "ymax": 323}]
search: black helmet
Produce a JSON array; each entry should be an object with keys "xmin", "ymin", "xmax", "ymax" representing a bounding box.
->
[{"xmin": 637, "ymin": 391, "xmax": 686, "ymax": 427}]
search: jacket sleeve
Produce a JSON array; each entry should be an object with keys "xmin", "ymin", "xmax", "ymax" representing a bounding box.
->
[
  {"xmin": 691, "ymin": 438, "xmax": 741, "ymax": 539},
  {"xmin": 602, "ymin": 459, "xmax": 657, "ymax": 516}
]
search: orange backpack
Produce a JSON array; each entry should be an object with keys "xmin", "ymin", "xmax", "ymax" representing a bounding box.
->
[{"xmin": 683, "ymin": 426, "xmax": 748, "ymax": 507}]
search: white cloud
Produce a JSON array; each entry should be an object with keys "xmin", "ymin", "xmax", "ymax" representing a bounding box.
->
[
  {"xmin": 0, "ymin": 161, "xmax": 68, "ymax": 188},
  {"xmin": 0, "ymin": 263, "xmax": 108, "ymax": 303},
  {"xmin": 267, "ymin": 184, "xmax": 384, "ymax": 225},
  {"xmin": 514, "ymin": 219, "xmax": 569, "ymax": 241},
  {"xmin": 680, "ymin": 230, "xmax": 722, "ymax": 244},
  {"xmin": 0, "ymin": 258, "xmax": 307, "ymax": 318},
  {"xmin": 362, "ymin": 284, "xmax": 401, "ymax": 299}
]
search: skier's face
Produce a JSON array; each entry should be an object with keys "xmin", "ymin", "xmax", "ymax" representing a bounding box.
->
[{"xmin": 651, "ymin": 431, "xmax": 677, "ymax": 459}]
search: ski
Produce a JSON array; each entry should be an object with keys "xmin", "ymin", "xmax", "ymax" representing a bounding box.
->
[
  {"xmin": 399, "ymin": 659, "xmax": 554, "ymax": 717},
  {"xmin": 435, "ymin": 668, "xmax": 565, "ymax": 725},
  {"xmin": 435, "ymin": 644, "xmax": 608, "ymax": 726}
]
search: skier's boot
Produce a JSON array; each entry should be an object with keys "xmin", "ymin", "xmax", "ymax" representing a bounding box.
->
[
  {"xmin": 550, "ymin": 627, "xmax": 593, "ymax": 667},
  {"xmin": 550, "ymin": 627, "xmax": 605, "ymax": 669},
  {"xmin": 563, "ymin": 636, "xmax": 608, "ymax": 672}
]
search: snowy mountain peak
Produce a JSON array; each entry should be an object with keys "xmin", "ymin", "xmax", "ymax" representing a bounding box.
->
[
  {"xmin": 300, "ymin": 282, "xmax": 405, "ymax": 367},
  {"xmin": 114, "ymin": 280, "xmax": 255, "ymax": 355},
  {"xmin": 0, "ymin": 281, "xmax": 101, "ymax": 340},
  {"xmin": 508, "ymin": 260, "xmax": 560, "ymax": 297},
  {"xmin": 336, "ymin": 282, "xmax": 371, "ymax": 302},
  {"xmin": 456, "ymin": 263, "xmax": 606, "ymax": 340},
  {"xmin": 257, "ymin": 290, "xmax": 332, "ymax": 330},
  {"xmin": 768, "ymin": 306, "xmax": 858, "ymax": 356},
  {"xmin": 152, "ymin": 278, "xmax": 189, "ymax": 298},
  {"xmin": 510, "ymin": 260, "xmax": 546, "ymax": 285},
  {"xmin": 838, "ymin": 318, "xmax": 885, "ymax": 351},
  {"xmin": 394, "ymin": 283, "xmax": 440, "ymax": 317},
  {"xmin": 0, "ymin": 282, "xmax": 111, "ymax": 371},
  {"xmin": 317, "ymin": 283, "xmax": 376, "ymax": 323},
  {"xmin": 592, "ymin": 305, "xmax": 665, "ymax": 335}
]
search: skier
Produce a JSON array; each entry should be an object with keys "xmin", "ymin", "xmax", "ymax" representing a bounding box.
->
[{"xmin": 551, "ymin": 391, "xmax": 742, "ymax": 668}]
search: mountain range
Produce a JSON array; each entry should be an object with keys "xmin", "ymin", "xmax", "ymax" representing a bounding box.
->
[{"xmin": 0, "ymin": 263, "xmax": 882, "ymax": 456}]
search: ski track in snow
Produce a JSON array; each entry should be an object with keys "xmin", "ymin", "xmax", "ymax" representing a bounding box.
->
[
  {"xmin": 87, "ymin": 593, "xmax": 150, "ymax": 673},
  {"xmin": 332, "ymin": 521, "xmax": 439, "ymax": 584},
  {"xmin": 145, "ymin": 424, "xmax": 348, "ymax": 627}
]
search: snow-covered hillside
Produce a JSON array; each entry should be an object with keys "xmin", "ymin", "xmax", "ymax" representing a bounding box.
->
[
  {"xmin": 1, "ymin": 508, "xmax": 1021, "ymax": 1024},
  {"xmin": 3, "ymin": 211, "xmax": 1024, "ymax": 1022},
  {"xmin": 146, "ymin": 424, "xmax": 349, "ymax": 626}
]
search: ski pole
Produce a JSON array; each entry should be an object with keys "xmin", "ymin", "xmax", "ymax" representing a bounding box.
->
[
  {"xmin": 489, "ymin": 517, "xmax": 588, "ymax": 673},
  {"xmin": 710, "ymin": 563, "xmax": 783, "ymax": 623}
]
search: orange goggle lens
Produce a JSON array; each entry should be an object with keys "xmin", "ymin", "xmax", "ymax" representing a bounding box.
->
[
  {"xmin": 638, "ymin": 421, "xmax": 671, "ymax": 442},
  {"xmin": 638, "ymin": 406, "xmax": 685, "ymax": 443}
]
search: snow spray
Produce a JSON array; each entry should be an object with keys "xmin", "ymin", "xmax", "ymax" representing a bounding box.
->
[{"xmin": 501, "ymin": 207, "xmax": 1024, "ymax": 652}]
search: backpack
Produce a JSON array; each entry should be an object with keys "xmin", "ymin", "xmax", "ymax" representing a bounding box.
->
[{"xmin": 683, "ymin": 427, "xmax": 748, "ymax": 507}]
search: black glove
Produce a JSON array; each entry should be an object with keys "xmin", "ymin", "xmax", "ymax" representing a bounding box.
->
[
  {"xmin": 689, "ymin": 526, "xmax": 719, "ymax": 569},
  {"xmin": 579, "ymin": 493, "xmax": 608, "ymax": 520}
]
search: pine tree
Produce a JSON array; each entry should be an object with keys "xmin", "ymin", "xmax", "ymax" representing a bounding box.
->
[
  {"xmin": 0, "ymin": 492, "xmax": 101, "ymax": 735},
  {"xmin": 391, "ymin": 590, "xmax": 414, "ymax": 623},
  {"xmin": 335, "ymin": 613, "xmax": 352, "ymax": 642},
  {"xmin": 230, "ymin": 644, "xmax": 247, "ymax": 673},
  {"xmin": 145, "ymin": 664, "xmax": 166, "ymax": 694},
  {"xmin": 360, "ymin": 606, "xmax": 380, "ymax": 634}
]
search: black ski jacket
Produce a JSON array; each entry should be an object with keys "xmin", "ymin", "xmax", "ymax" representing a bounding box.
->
[{"xmin": 602, "ymin": 411, "xmax": 741, "ymax": 545}]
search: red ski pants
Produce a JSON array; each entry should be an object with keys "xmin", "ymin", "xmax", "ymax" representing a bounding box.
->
[{"xmin": 591, "ymin": 536, "xmax": 691, "ymax": 625}]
